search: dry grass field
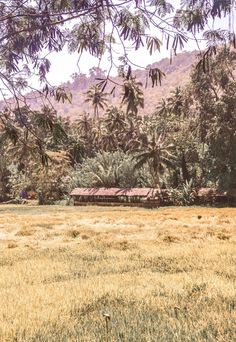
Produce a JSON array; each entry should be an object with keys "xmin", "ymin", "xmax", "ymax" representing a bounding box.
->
[{"xmin": 0, "ymin": 205, "xmax": 235, "ymax": 341}]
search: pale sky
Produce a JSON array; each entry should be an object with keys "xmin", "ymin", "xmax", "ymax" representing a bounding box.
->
[{"xmin": 47, "ymin": 42, "xmax": 201, "ymax": 85}]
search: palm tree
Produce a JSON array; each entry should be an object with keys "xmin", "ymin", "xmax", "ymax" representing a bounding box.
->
[
  {"xmin": 99, "ymin": 131, "xmax": 118, "ymax": 151},
  {"xmin": 77, "ymin": 113, "xmax": 92, "ymax": 138},
  {"xmin": 102, "ymin": 106, "xmax": 128, "ymax": 151},
  {"xmin": 168, "ymin": 87, "xmax": 184, "ymax": 117},
  {"xmin": 85, "ymin": 85, "xmax": 108, "ymax": 119},
  {"xmin": 132, "ymin": 133, "xmax": 176, "ymax": 187},
  {"xmin": 103, "ymin": 106, "xmax": 127, "ymax": 133},
  {"xmin": 156, "ymin": 98, "xmax": 171, "ymax": 117}
]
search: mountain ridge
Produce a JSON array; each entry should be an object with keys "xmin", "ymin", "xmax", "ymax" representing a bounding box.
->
[{"xmin": 57, "ymin": 50, "xmax": 197, "ymax": 120}]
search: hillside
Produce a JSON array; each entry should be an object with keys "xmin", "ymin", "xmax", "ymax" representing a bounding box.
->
[{"xmin": 50, "ymin": 50, "xmax": 198, "ymax": 120}]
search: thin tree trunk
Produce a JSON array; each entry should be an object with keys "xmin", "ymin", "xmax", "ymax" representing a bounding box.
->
[{"xmin": 181, "ymin": 153, "xmax": 190, "ymax": 182}]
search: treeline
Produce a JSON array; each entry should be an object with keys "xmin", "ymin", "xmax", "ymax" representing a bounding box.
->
[{"xmin": 0, "ymin": 48, "xmax": 236, "ymax": 205}]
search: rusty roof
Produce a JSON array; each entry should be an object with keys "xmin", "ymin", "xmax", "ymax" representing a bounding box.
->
[{"xmin": 70, "ymin": 188, "xmax": 159, "ymax": 198}]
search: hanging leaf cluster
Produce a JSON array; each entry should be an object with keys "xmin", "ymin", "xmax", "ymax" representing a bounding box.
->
[
  {"xmin": 149, "ymin": 68, "xmax": 166, "ymax": 87},
  {"xmin": 122, "ymin": 77, "xmax": 144, "ymax": 115}
]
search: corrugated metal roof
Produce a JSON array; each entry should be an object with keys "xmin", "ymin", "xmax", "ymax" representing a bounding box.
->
[{"xmin": 70, "ymin": 188, "xmax": 159, "ymax": 198}]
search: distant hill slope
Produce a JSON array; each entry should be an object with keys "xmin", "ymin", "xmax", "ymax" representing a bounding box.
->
[{"xmin": 29, "ymin": 50, "xmax": 198, "ymax": 120}]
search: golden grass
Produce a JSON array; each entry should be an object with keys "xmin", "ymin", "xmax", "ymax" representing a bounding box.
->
[{"xmin": 0, "ymin": 205, "xmax": 236, "ymax": 341}]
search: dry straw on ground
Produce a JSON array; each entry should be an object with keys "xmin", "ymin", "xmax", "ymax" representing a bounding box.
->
[{"xmin": 0, "ymin": 205, "xmax": 235, "ymax": 341}]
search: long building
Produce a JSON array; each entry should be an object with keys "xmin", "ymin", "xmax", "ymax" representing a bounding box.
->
[{"xmin": 70, "ymin": 187, "xmax": 161, "ymax": 207}]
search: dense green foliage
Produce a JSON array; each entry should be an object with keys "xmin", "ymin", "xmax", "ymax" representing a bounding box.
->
[{"xmin": 0, "ymin": 47, "xmax": 236, "ymax": 204}]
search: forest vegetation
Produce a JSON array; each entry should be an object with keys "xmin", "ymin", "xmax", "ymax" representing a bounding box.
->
[{"xmin": 1, "ymin": 47, "xmax": 236, "ymax": 204}]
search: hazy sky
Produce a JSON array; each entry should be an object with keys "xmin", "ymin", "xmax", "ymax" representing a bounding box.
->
[{"xmin": 45, "ymin": 3, "xmax": 233, "ymax": 85}]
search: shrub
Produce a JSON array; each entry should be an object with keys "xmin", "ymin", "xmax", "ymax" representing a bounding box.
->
[{"xmin": 170, "ymin": 180, "xmax": 196, "ymax": 206}]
